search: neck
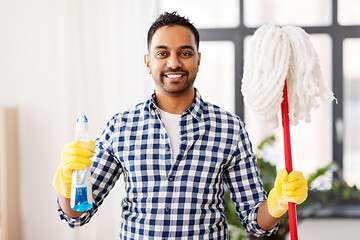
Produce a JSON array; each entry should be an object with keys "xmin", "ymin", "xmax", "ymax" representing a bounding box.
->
[{"xmin": 155, "ymin": 88, "xmax": 195, "ymax": 114}]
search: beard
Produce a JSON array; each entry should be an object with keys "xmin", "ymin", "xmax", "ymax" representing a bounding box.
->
[{"xmin": 156, "ymin": 67, "xmax": 196, "ymax": 95}]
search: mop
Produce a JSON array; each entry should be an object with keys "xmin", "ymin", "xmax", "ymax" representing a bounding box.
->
[{"xmin": 241, "ymin": 24, "xmax": 336, "ymax": 239}]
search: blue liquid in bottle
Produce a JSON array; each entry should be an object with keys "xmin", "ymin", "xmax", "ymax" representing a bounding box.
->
[{"xmin": 72, "ymin": 186, "xmax": 93, "ymax": 212}]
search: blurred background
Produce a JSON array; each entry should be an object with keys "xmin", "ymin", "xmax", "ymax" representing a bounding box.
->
[{"xmin": 0, "ymin": 0, "xmax": 359, "ymax": 239}]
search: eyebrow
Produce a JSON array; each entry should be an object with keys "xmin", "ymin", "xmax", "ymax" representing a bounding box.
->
[
  {"xmin": 180, "ymin": 45, "xmax": 195, "ymax": 51},
  {"xmin": 154, "ymin": 45, "xmax": 195, "ymax": 51}
]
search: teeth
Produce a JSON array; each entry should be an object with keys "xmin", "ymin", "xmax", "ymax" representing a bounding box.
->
[{"xmin": 166, "ymin": 74, "xmax": 182, "ymax": 78}]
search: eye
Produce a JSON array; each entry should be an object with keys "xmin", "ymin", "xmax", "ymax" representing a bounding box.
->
[
  {"xmin": 156, "ymin": 51, "xmax": 168, "ymax": 58},
  {"xmin": 180, "ymin": 52, "xmax": 193, "ymax": 58}
]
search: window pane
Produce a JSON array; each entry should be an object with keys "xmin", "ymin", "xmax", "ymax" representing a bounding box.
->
[
  {"xmin": 195, "ymin": 41, "xmax": 235, "ymax": 113},
  {"xmin": 343, "ymin": 39, "xmax": 360, "ymax": 187},
  {"xmin": 338, "ymin": 0, "xmax": 360, "ymax": 25},
  {"xmin": 244, "ymin": 0, "xmax": 332, "ymax": 27},
  {"xmin": 244, "ymin": 35, "xmax": 332, "ymax": 183},
  {"xmin": 158, "ymin": 0, "xmax": 239, "ymax": 28}
]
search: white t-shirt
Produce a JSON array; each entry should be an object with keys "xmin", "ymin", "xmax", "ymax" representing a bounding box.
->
[{"xmin": 159, "ymin": 109, "xmax": 181, "ymax": 164}]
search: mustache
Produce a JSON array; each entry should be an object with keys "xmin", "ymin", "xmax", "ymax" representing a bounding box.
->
[{"xmin": 160, "ymin": 67, "xmax": 189, "ymax": 76}]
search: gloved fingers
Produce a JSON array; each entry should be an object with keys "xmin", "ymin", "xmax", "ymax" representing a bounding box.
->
[
  {"xmin": 280, "ymin": 169, "xmax": 289, "ymax": 183},
  {"xmin": 62, "ymin": 160, "xmax": 92, "ymax": 179},
  {"xmin": 282, "ymin": 189, "xmax": 308, "ymax": 202},
  {"xmin": 282, "ymin": 192, "xmax": 308, "ymax": 204},
  {"xmin": 62, "ymin": 140, "xmax": 95, "ymax": 164},
  {"xmin": 67, "ymin": 161, "xmax": 91, "ymax": 171},
  {"xmin": 282, "ymin": 177, "xmax": 307, "ymax": 192},
  {"xmin": 282, "ymin": 182, "xmax": 308, "ymax": 204},
  {"xmin": 52, "ymin": 167, "xmax": 72, "ymax": 198},
  {"xmin": 65, "ymin": 140, "xmax": 95, "ymax": 152},
  {"xmin": 88, "ymin": 140, "xmax": 95, "ymax": 151},
  {"xmin": 267, "ymin": 188, "xmax": 288, "ymax": 218},
  {"xmin": 62, "ymin": 146, "xmax": 94, "ymax": 159},
  {"xmin": 282, "ymin": 170, "xmax": 308, "ymax": 194},
  {"xmin": 54, "ymin": 166, "xmax": 72, "ymax": 183},
  {"xmin": 59, "ymin": 167, "xmax": 73, "ymax": 182},
  {"xmin": 65, "ymin": 156, "xmax": 93, "ymax": 168},
  {"xmin": 281, "ymin": 170, "xmax": 308, "ymax": 204},
  {"xmin": 274, "ymin": 169, "xmax": 288, "ymax": 189},
  {"xmin": 282, "ymin": 185, "xmax": 308, "ymax": 198},
  {"xmin": 287, "ymin": 170, "xmax": 306, "ymax": 182}
]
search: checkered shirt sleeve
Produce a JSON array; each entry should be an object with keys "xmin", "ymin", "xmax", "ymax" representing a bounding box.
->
[
  {"xmin": 223, "ymin": 120, "xmax": 278, "ymax": 237},
  {"xmin": 57, "ymin": 89, "xmax": 278, "ymax": 238}
]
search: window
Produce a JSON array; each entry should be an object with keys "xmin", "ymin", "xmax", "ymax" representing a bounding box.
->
[
  {"xmin": 343, "ymin": 39, "xmax": 360, "ymax": 187},
  {"xmin": 158, "ymin": 0, "xmax": 240, "ymax": 28},
  {"xmin": 244, "ymin": 0, "xmax": 332, "ymax": 27},
  {"xmin": 338, "ymin": 0, "xmax": 360, "ymax": 25},
  {"xmin": 195, "ymin": 41, "xmax": 235, "ymax": 113}
]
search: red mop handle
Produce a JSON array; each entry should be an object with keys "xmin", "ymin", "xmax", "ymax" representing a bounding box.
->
[{"xmin": 281, "ymin": 80, "xmax": 298, "ymax": 240}]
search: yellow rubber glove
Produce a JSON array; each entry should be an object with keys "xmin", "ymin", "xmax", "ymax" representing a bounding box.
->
[
  {"xmin": 52, "ymin": 140, "xmax": 95, "ymax": 198},
  {"xmin": 267, "ymin": 169, "xmax": 308, "ymax": 218}
]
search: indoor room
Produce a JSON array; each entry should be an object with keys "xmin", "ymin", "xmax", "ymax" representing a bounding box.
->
[{"xmin": 0, "ymin": 0, "xmax": 359, "ymax": 239}]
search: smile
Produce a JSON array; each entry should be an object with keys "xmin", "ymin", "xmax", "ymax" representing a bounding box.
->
[{"xmin": 165, "ymin": 74, "xmax": 184, "ymax": 78}]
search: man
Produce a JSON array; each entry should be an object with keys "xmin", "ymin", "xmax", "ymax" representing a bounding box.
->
[{"xmin": 53, "ymin": 12, "xmax": 308, "ymax": 239}]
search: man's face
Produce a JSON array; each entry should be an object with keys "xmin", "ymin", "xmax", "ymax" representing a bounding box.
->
[{"xmin": 145, "ymin": 25, "xmax": 201, "ymax": 96}]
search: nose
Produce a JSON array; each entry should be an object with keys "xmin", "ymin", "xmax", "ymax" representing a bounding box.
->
[{"xmin": 167, "ymin": 54, "xmax": 182, "ymax": 69}]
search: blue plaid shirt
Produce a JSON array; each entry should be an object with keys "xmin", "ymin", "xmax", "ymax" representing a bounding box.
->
[{"xmin": 58, "ymin": 89, "xmax": 278, "ymax": 239}]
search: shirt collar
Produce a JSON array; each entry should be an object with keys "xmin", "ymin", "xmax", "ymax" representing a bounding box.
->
[{"xmin": 149, "ymin": 88, "xmax": 204, "ymax": 121}]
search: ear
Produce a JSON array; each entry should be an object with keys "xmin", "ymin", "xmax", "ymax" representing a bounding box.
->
[
  {"xmin": 144, "ymin": 54, "xmax": 151, "ymax": 74},
  {"xmin": 197, "ymin": 52, "xmax": 201, "ymax": 71}
]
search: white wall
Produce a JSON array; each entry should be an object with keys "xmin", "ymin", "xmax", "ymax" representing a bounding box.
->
[{"xmin": 0, "ymin": 0, "xmax": 157, "ymax": 239}]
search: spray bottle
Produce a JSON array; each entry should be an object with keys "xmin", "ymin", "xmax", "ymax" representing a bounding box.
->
[{"xmin": 70, "ymin": 111, "xmax": 93, "ymax": 211}]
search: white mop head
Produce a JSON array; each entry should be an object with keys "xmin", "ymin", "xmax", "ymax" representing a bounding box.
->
[{"xmin": 241, "ymin": 24, "xmax": 336, "ymax": 128}]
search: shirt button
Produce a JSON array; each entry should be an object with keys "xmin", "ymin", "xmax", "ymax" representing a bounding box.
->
[
  {"xmin": 165, "ymin": 147, "xmax": 170, "ymax": 151},
  {"xmin": 165, "ymin": 207, "xmax": 170, "ymax": 213},
  {"xmin": 169, "ymin": 177, "xmax": 173, "ymax": 182}
]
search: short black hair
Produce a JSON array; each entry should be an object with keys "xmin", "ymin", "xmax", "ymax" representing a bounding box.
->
[{"xmin": 147, "ymin": 11, "xmax": 200, "ymax": 51}]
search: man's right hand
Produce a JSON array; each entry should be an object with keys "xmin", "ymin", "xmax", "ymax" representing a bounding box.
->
[{"xmin": 52, "ymin": 140, "xmax": 95, "ymax": 198}]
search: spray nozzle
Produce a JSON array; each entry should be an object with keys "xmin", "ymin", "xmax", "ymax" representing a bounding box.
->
[{"xmin": 76, "ymin": 111, "xmax": 88, "ymax": 134}]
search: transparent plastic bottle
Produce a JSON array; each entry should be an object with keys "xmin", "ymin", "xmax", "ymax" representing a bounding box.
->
[{"xmin": 70, "ymin": 111, "xmax": 93, "ymax": 211}]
